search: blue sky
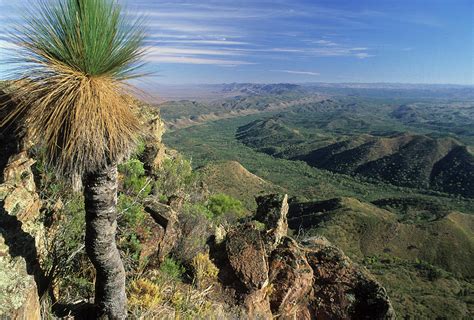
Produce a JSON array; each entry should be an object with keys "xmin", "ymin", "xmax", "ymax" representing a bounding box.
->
[{"xmin": 0, "ymin": 0, "xmax": 473, "ymax": 85}]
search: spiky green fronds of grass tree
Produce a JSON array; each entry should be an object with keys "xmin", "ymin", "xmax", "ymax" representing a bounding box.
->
[{"xmin": 1, "ymin": 0, "xmax": 147, "ymax": 318}]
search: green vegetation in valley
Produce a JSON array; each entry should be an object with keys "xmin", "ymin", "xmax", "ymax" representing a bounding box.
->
[
  {"xmin": 161, "ymin": 91, "xmax": 474, "ymax": 319},
  {"xmin": 163, "ymin": 114, "xmax": 474, "ymax": 213}
]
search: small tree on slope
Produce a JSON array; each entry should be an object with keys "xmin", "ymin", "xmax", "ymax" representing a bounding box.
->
[{"xmin": 1, "ymin": 0, "xmax": 146, "ymax": 317}]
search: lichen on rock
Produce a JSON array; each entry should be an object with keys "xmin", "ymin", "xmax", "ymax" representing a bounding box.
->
[{"xmin": 0, "ymin": 151, "xmax": 44, "ymax": 319}]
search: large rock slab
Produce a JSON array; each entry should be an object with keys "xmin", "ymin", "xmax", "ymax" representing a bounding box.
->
[
  {"xmin": 268, "ymin": 237, "xmax": 314, "ymax": 319},
  {"xmin": 226, "ymin": 224, "xmax": 269, "ymax": 291},
  {"xmin": 243, "ymin": 288, "xmax": 273, "ymax": 320},
  {"xmin": 144, "ymin": 198, "xmax": 180, "ymax": 262},
  {"xmin": 302, "ymin": 236, "xmax": 396, "ymax": 320}
]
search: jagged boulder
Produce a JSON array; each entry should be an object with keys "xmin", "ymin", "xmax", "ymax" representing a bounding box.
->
[
  {"xmin": 0, "ymin": 152, "xmax": 44, "ymax": 320},
  {"xmin": 302, "ymin": 236, "xmax": 396, "ymax": 320},
  {"xmin": 226, "ymin": 224, "xmax": 269, "ymax": 291},
  {"xmin": 268, "ymin": 237, "xmax": 314, "ymax": 319},
  {"xmin": 144, "ymin": 198, "xmax": 181, "ymax": 263},
  {"xmin": 254, "ymin": 194, "xmax": 288, "ymax": 252},
  {"xmin": 141, "ymin": 115, "xmax": 166, "ymax": 173},
  {"xmin": 243, "ymin": 288, "xmax": 273, "ymax": 320}
]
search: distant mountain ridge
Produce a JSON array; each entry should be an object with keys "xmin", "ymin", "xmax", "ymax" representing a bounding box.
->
[
  {"xmin": 296, "ymin": 134, "xmax": 474, "ymax": 197},
  {"xmin": 220, "ymin": 83, "xmax": 304, "ymax": 95}
]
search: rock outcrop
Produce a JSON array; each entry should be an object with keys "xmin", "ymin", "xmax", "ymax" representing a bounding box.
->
[
  {"xmin": 303, "ymin": 236, "xmax": 395, "ymax": 320},
  {"xmin": 226, "ymin": 224, "xmax": 269, "ymax": 291},
  {"xmin": 255, "ymin": 194, "xmax": 289, "ymax": 252},
  {"xmin": 143, "ymin": 198, "xmax": 181, "ymax": 263},
  {"xmin": 217, "ymin": 194, "xmax": 395, "ymax": 319},
  {"xmin": 0, "ymin": 152, "xmax": 44, "ymax": 320},
  {"xmin": 141, "ymin": 114, "xmax": 166, "ymax": 173},
  {"xmin": 268, "ymin": 237, "xmax": 314, "ymax": 318}
]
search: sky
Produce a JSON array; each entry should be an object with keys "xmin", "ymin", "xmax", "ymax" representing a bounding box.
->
[{"xmin": 0, "ymin": 0, "xmax": 473, "ymax": 85}]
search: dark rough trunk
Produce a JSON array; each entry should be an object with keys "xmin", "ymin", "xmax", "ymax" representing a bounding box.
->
[{"xmin": 84, "ymin": 164, "xmax": 127, "ymax": 319}]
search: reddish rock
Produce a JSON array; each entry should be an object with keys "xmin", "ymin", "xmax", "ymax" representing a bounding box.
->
[
  {"xmin": 302, "ymin": 236, "xmax": 395, "ymax": 320},
  {"xmin": 226, "ymin": 224, "xmax": 269, "ymax": 291},
  {"xmin": 268, "ymin": 237, "xmax": 314, "ymax": 319},
  {"xmin": 244, "ymin": 288, "xmax": 273, "ymax": 320},
  {"xmin": 144, "ymin": 198, "xmax": 181, "ymax": 262}
]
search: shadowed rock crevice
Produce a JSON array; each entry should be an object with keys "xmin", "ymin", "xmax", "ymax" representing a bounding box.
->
[
  {"xmin": 0, "ymin": 152, "xmax": 46, "ymax": 319},
  {"xmin": 0, "ymin": 207, "xmax": 48, "ymax": 295},
  {"xmin": 0, "ymin": 90, "xmax": 22, "ymax": 182}
]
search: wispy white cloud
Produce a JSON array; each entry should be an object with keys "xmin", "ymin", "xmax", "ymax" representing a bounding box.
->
[
  {"xmin": 313, "ymin": 40, "xmax": 338, "ymax": 46},
  {"xmin": 353, "ymin": 52, "xmax": 374, "ymax": 59},
  {"xmin": 145, "ymin": 55, "xmax": 255, "ymax": 66},
  {"xmin": 264, "ymin": 45, "xmax": 374, "ymax": 59},
  {"xmin": 127, "ymin": 1, "xmax": 378, "ymax": 66},
  {"xmin": 146, "ymin": 21, "xmax": 238, "ymax": 35},
  {"xmin": 144, "ymin": 45, "xmax": 253, "ymax": 66},
  {"xmin": 147, "ymin": 46, "xmax": 244, "ymax": 57},
  {"xmin": 272, "ymin": 69, "xmax": 320, "ymax": 76},
  {"xmin": 146, "ymin": 39, "xmax": 250, "ymax": 46},
  {"xmin": 0, "ymin": 0, "xmax": 377, "ymax": 73}
]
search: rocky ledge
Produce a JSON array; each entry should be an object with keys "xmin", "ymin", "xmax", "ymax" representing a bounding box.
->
[{"xmin": 213, "ymin": 194, "xmax": 396, "ymax": 319}]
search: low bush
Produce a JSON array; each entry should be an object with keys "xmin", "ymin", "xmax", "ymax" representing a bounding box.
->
[
  {"xmin": 118, "ymin": 159, "xmax": 152, "ymax": 197},
  {"xmin": 159, "ymin": 257, "xmax": 186, "ymax": 281},
  {"xmin": 153, "ymin": 155, "xmax": 194, "ymax": 199},
  {"xmin": 191, "ymin": 252, "xmax": 219, "ymax": 288},
  {"xmin": 206, "ymin": 193, "xmax": 245, "ymax": 220}
]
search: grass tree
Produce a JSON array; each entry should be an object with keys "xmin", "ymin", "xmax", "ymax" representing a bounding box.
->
[{"xmin": 1, "ymin": 0, "xmax": 146, "ymax": 317}]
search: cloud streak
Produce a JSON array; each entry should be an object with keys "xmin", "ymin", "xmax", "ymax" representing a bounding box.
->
[
  {"xmin": 272, "ymin": 69, "xmax": 320, "ymax": 76},
  {"xmin": 125, "ymin": 1, "xmax": 377, "ymax": 67},
  {"xmin": 145, "ymin": 55, "xmax": 255, "ymax": 66}
]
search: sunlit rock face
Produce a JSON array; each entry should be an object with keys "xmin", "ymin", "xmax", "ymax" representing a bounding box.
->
[{"xmin": 0, "ymin": 152, "xmax": 44, "ymax": 320}]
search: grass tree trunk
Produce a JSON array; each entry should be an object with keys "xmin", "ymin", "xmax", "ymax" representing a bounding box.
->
[{"xmin": 84, "ymin": 164, "xmax": 127, "ymax": 319}]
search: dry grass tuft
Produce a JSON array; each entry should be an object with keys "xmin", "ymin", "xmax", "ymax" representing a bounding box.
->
[
  {"xmin": 2, "ymin": 62, "xmax": 141, "ymax": 177},
  {"xmin": 128, "ymin": 271, "xmax": 228, "ymax": 320},
  {"xmin": 0, "ymin": 0, "xmax": 146, "ymax": 178}
]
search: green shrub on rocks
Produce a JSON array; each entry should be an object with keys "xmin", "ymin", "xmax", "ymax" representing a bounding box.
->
[
  {"xmin": 118, "ymin": 159, "xmax": 152, "ymax": 197},
  {"xmin": 159, "ymin": 257, "xmax": 186, "ymax": 281},
  {"xmin": 206, "ymin": 193, "xmax": 245, "ymax": 220},
  {"xmin": 153, "ymin": 156, "xmax": 194, "ymax": 198}
]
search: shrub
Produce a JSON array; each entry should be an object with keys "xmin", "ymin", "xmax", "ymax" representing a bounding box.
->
[
  {"xmin": 128, "ymin": 278, "xmax": 163, "ymax": 311},
  {"xmin": 118, "ymin": 194, "xmax": 146, "ymax": 229},
  {"xmin": 121, "ymin": 233, "xmax": 142, "ymax": 265},
  {"xmin": 206, "ymin": 193, "xmax": 245, "ymax": 222},
  {"xmin": 153, "ymin": 155, "xmax": 194, "ymax": 198},
  {"xmin": 118, "ymin": 159, "xmax": 152, "ymax": 196},
  {"xmin": 414, "ymin": 260, "xmax": 445, "ymax": 281},
  {"xmin": 159, "ymin": 257, "xmax": 185, "ymax": 281},
  {"xmin": 174, "ymin": 205, "xmax": 213, "ymax": 264},
  {"xmin": 128, "ymin": 272, "xmax": 226, "ymax": 319},
  {"xmin": 183, "ymin": 202, "xmax": 213, "ymax": 220},
  {"xmin": 132, "ymin": 139, "xmax": 146, "ymax": 159},
  {"xmin": 117, "ymin": 194, "xmax": 150, "ymax": 272},
  {"xmin": 191, "ymin": 252, "xmax": 219, "ymax": 288},
  {"xmin": 43, "ymin": 194, "xmax": 95, "ymax": 303}
]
